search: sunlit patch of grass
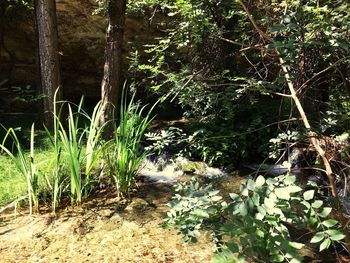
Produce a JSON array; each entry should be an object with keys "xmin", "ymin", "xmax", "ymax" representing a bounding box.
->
[
  {"xmin": 0, "ymin": 155, "xmax": 26, "ymax": 206},
  {"xmin": 0, "ymin": 145, "xmax": 57, "ymax": 207}
]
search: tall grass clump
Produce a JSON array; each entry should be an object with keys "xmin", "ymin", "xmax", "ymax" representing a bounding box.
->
[
  {"xmin": 0, "ymin": 89, "xmax": 106, "ymax": 212},
  {"xmin": 105, "ymin": 90, "xmax": 156, "ymax": 196},
  {"xmin": 81, "ymin": 100, "xmax": 106, "ymax": 191},
  {"xmin": 46, "ymin": 90, "xmax": 105, "ymax": 206},
  {"xmin": 44, "ymin": 89, "xmax": 65, "ymax": 212},
  {"xmin": 58, "ymin": 101, "xmax": 85, "ymax": 204},
  {"xmin": 0, "ymin": 124, "xmax": 39, "ymax": 214}
]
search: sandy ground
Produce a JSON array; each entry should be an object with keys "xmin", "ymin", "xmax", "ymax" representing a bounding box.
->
[{"xmin": 0, "ymin": 183, "xmax": 214, "ymax": 263}]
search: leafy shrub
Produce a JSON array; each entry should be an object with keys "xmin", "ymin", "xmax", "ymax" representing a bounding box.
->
[
  {"xmin": 166, "ymin": 175, "xmax": 346, "ymax": 262},
  {"xmin": 145, "ymin": 127, "xmax": 186, "ymax": 155},
  {"xmin": 165, "ymin": 178, "xmax": 225, "ymax": 243}
]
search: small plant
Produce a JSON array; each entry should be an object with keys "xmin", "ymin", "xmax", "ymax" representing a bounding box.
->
[
  {"xmin": 166, "ymin": 175, "xmax": 346, "ymax": 262},
  {"xmin": 0, "ymin": 123, "xmax": 40, "ymax": 214},
  {"xmin": 105, "ymin": 90, "xmax": 156, "ymax": 196},
  {"xmin": 165, "ymin": 178, "xmax": 225, "ymax": 243},
  {"xmin": 11, "ymin": 85, "xmax": 45, "ymax": 103},
  {"xmin": 269, "ymin": 130, "xmax": 301, "ymax": 160}
]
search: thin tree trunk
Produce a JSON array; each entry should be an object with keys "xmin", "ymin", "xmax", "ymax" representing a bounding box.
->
[
  {"xmin": 100, "ymin": 0, "xmax": 127, "ymax": 135},
  {"xmin": 279, "ymin": 58, "xmax": 337, "ymax": 196},
  {"xmin": 34, "ymin": 0, "xmax": 61, "ymax": 130}
]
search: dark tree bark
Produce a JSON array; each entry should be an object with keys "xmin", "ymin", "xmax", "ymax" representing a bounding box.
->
[
  {"xmin": 100, "ymin": 0, "xmax": 127, "ymax": 134},
  {"xmin": 34, "ymin": 0, "xmax": 61, "ymax": 129}
]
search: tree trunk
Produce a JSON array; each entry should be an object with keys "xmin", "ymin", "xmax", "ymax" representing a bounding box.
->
[
  {"xmin": 34, "ymin": 0, "xmax": 61, "ymax": 130},
  {"xmin": 100, "ymin": 0, "xmax": 127, "ymax": 135},
  {"xmin": 101, "ymin": 0, "xmax": 127, "ymax": 136}
]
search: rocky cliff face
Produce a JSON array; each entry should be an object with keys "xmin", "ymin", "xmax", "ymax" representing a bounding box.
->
[{"xmin": 0, "ymin": 0, "xmax": 154, "ymax": 105}]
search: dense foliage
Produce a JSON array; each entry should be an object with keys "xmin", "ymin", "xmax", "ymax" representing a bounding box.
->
[
  {"xmin": 166, "ymin": 175, "xmax": 346, "ymax": 262},
  {"xmin": 128, "ymin": 0, "xmax": 350, "ymax": 167}
]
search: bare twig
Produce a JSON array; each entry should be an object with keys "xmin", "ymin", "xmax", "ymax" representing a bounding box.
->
[
  {"xmin": 148, "ymin": 5, "xmax": 158, "ymax": 24},
  {"xmin": 170, "ymin": 69, "xmax": 204, "ymax": 102},
  {"xmin": 297, "ymin": 57, "xmax": 350, "ymax": 93}
]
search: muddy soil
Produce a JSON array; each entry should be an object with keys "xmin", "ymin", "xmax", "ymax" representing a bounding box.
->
[{"xmin": 0, "ymin": 181, "xmax": 217, "ymax": 263}]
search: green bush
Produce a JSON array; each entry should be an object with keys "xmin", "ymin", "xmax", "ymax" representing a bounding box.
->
[{"xmin": 166, "ymin": 175, "xmax": 346, "ymax": 262}]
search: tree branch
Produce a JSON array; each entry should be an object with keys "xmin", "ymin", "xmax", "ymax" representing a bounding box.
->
[
  {"xmin": 238, "ymin": 0, "xmax": 337, "ymax": 196},
  {"xmin": 297, "ymin": 57, "xmax": 350, "ymax": 93}
]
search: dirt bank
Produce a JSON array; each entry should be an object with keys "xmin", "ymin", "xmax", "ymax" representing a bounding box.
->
[{"xmin": 0, "ymin": 183, "xmax": 213, "ymax": 263}]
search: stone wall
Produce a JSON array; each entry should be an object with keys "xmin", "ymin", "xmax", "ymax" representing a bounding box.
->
[{"xmin": 0, "ymin": 0, "xmax": 155, "ymax": 104}]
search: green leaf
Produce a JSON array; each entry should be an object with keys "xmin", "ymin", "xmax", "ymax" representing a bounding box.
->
[
  {"xmin": 271, "ymin": 253, "xmax": 285, "ymax": 262},
  {"xmin": 252, "ymin": 192, "xmax": 260, "ymax": 206},
  {"xmin": 227, "ymin": 242, "xmax": 239, "ymax": 253},
  {"xmin": 257, "ymin": 205, "xmax": 267, "ymax": 216},
  {"xmin": 271, "ymin": 207, "xmax": 283, "ymax": 216},
  {"xmin": 319, "ymin": 207, "xmax": 332, "ymax": 218},
  {"xmin": 269, "ymin": 23, "xmax": 288, "ymax": 32},
  {"xmin": 303, "ymin": 190, "xmax": 315, "ymax": 201},
  {"xmin": 264, "ymin": 197, "xmax": 275, "ymax": 209},
  {"xmin": 237, "ymin": 253, "xmax": 246, "ymax": 262},
  {"xmin": 192, "ymin": 209, "xmax": 209, "ymax": 218},
  {"xmin": 310, "ymin": 232, "xmax": 325, "ymax": 243},
  {"xmin": 229, "ymin": 193, "xmax": 239, "ymax": 200},
  {"xmin": 300, "ymin": 200, "xmax": 311, "ymax": 211},
  {"xmin": 289, "ymin": 241, "xmax": 304, "ymax": 249},
  {"xmin": 284, "ymin": 175, "xmax": 296, "ymax": 185},
  {"xmin": 240, "ymin": 237, "xmax": 248, "ymax": 246},
  {"xmin": 255, "ymin": 175, "xmax": 265, "ymax": 187},
  {"xmin": 240, "ymin": 184, "xmax": 249, "ymax": 196},
  {"xmin": 286, "ymin": 185, "xmax": 302, "ymax": 193},
  {"xmin": 319, "ymin": 238, "xmax": 331, "ymax": 251},
  {"xmin": 256, "ymin": 229, "xmax": 265, "ymax": 238},
  {"xmin": 322, "ymin": 219, "xmax": 338, "ymax": 228},
  {"xmin": 330, "ymin": 233, "xmax": 346, "ymax": 241},
  {"xmin": 256, "ymin": 212, "xmax": 264, "ymax": 220},
  {"xmin": 212, "ymin": 253, "xmax": 229, "ymax": 263},
  {"xmin": 211, "ymin": 195, "xmax": 223, "ymax": 202},
  {"xmin": 239, "ymin": 203, "xmax": 248, "ymax": 216},
  {"xmin": 266, "ymin": 178, "xmax": 277, "ymax": 185},
  {"xmin": 247, "ymin": 179, "xmax": 255, "ymax": 190},
  {"xmin": 275, "ymin": 187, "xmax": 291, "ymax": 200},
  {"xmin": 312, "ymin": 200, "xmax": 323, "ymax": 209},
  {"xmin": 326, "ymin": 230, "xmax": 346, "ymax": 241}
]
